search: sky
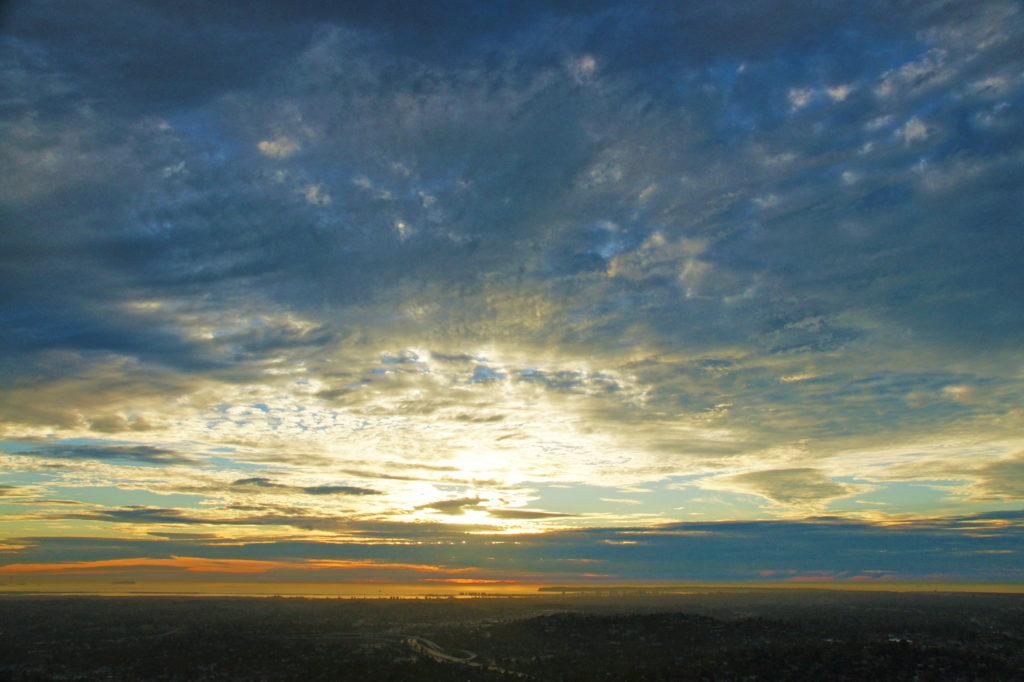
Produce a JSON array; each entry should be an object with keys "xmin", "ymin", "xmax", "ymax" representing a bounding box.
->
[{"xmin": 1, "ymin": 0, "xmax": 1022, "ymax": 591}]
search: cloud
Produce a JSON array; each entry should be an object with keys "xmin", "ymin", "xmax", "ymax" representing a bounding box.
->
[
  {"xmin": 414, "ymin": 497, "xmax": 573, "ymax": 520},
  {"xmin": 4, "ymin": 510, "xmax": 1022, "ymax": 584},
  {"xmin": 895, "ymin": 117, "xmax": 931, "ymax": 145},
  {"xmin": 873, "ymin": 48, "xmax": 950, "ymax": 99},
  {"xmin": 59, "ymin": 507, "xmax": 210, "ymax": 525},
  {"xmin": 0, "ymin": 556, "xmax": 292, "ymax": 575},
  {"xmin": 50, "ymin": 505, "xmax": 502, "ymax": 540},
  {"xmin": 975, "ymin": 453, "xmax": 1024, "ymax": 500},
  {"xmin": 147, "ymin": 532, "xmax": 220, "ymax": 540},
  {"xmin": 703, "ymin": 468, "xmax": 863, "ymax": 509},
  {"xmin": 567, "ymin": 54, "xmax": 597, "ymax": 84},
  {"xmin": 0, "ymin": 0, "xmax": 1022, "ymax": 568},
  {"xmin": 14, "ymin": 444, "xmax": 195, "ymax": 466},
  {"xmin": 301, "ymin": 485, "xmax": 380, "ymax": 496},
  {"xmin": 416, "ymin": 497, "xmax": 485, "ymax": 514},
  {"xmin": 423, "ymin": 578, "xmax": 520, "ymax": 584},
  {"xmin": 486, "ymin": 509, "xmax": 575, "ymax": 520},
  {"xmin": 257, "ymin": 136, "xmax": 300, "ymax": 158},
  {"xmin": 232, "ymin": 477, "xmax": 380, "ymax": 496},
  {"xmin": 0, "ymin": 556, "xmax": 475, "ymax": 578},
  {"xmin": 232, "ymin": 477, "xmax": 283, "ymax": 488},
  {"xmin": 833, "ymin": 444, "xmax": 1024, "ymax": 505}
]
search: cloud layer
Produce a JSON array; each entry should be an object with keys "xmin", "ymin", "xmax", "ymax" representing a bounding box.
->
[{"xmin": 1, "ymin": 0, "xmax": 1022, "ymax": 584}]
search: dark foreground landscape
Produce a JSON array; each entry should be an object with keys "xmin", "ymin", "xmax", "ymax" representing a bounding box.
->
[{"xmin": 2, "ymin": 589, "xmax": 1023, "ymax": 681}]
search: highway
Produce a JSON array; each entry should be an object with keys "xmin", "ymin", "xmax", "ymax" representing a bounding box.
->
[{"xmin": 405, "ymin": 635, "xmax": 529, "ymax": 677}]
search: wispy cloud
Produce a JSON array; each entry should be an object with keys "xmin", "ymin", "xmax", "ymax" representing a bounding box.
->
[{"xmin": 232, "ymin": 478, "xmax": 381, "ymax": 497}]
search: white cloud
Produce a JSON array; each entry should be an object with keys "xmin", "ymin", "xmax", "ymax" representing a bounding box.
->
[
  {"xmin": 304, "ymin": 184, "xmax": 331, "ymax": 205},
  {"xmin": 895, "ymin": 117, "xmax": 930, "ymax": 145},
  {"xmin": 826, "ymin": 84, "xmax": 853, "ymax": 102},
  {"xmin": 567, "ymin": 54, "xmax": 597, "ymax": 84},
  {"xmin": 873, "ymin": 49, "xmax": 949, "ymax": 99},
  {"xmin": 258, "ymin": 136, "xmax": 300, "ymax": 158},
  {"xmin": 968, "ymin": 75, "xmax": 1011, "ymax": 97},
  {"xmin": 787, "ymin": 87, "xmax": 814, "ymax": 111},
  {"xmin": 394, "ymin": 219, "xmax": 412, "ymax": 239}
]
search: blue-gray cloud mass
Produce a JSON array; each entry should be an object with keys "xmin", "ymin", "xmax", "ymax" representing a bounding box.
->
[{"xmin": 1, "ymin": 0, "xmax": 1022, "ymax": 586}]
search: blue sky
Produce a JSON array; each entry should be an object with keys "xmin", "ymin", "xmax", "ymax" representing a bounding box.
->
[{"xmin": 1, "ymin": 0, "xmax": 1022, "ymax": 588}]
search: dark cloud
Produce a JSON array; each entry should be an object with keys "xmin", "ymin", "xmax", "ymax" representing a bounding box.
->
[
  {"xmin": 232, "ymin": 477, "xmax": 380, "ymax": 496},
  {"xmin": 485, "ymin": 508, "xmax": 575, "ymax": 520},
  {"xmin": 1, "ymin": 0, "xmax": 1019, "ymax": 397},
  {"xmin": 146, "ymin": 531, "xmax": 219, "ymax": 540},
  {"xmin": 232, "ymin": 477, "xmax": 284, "ymax": 488},
  {"xmin": 15, "ymin": 444, "xmax": 194, "ymax": 465},
  {"xmin": 8, "ymin": 510, "xmax": 1024, "ymax": 583},
  {"xmin": 1, "ymin": 0, "xmax": 315, "ymax": 114},
  {"xmin": 60, "ymin": 506, "xmax": 205, "ymax": 524},
  {"xmin": 414, "ymin": 497, "xmax": 573, "ymax": 519},
  {"xmin": 301, "ymin": 485, "xmax": 379, "ymax": 496},
  {"xmin": 508, "ymin": 513, "xmax": 1024, "ymax": 582},
  {"xmin": 53, "ymin": 506, "xmax": 494, "ymax": 539},
  {"xmin": 417, "ymin": 497, "xmax": 484, "ymax": 514}
]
